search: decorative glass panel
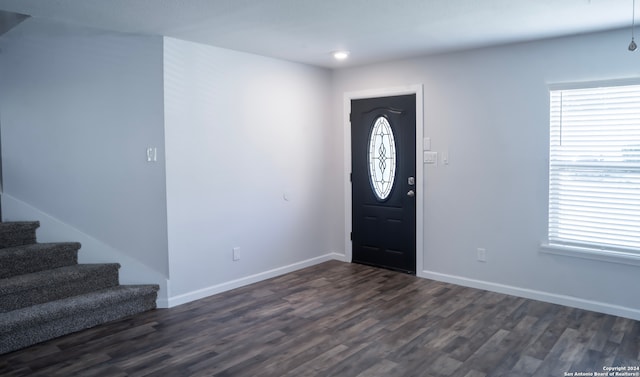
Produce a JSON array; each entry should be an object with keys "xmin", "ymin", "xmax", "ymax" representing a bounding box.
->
[{"xmin": 368, "ymin": 116, "xmax": 397, "ymax": 200}]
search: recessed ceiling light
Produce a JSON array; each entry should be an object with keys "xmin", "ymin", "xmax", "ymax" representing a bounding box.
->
[{"xmin": 333, "ymin": 51, "xmax": 350, "ymax": 60}]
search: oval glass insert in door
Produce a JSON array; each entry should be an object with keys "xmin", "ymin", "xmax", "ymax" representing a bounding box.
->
[{"xmin": 368, "ymin": 116, "xmax": 397, "ymax": 200}]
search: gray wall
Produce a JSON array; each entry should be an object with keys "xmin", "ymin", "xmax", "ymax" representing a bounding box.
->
[
  {"xmin": 0, "ymin": 19, "xmax": 169, "ymax": 280},
  {"xmin": 330, "ymin": 28, "xmax": 640, "ymax": 319},
  {"xmin": 163, "ymin": 38, "xmax": 335, "ymax": 304}
]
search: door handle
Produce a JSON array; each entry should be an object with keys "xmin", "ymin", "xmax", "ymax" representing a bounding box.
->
[{"xmin": 407, "ymin": 190, "xmax": 415, "ymax": 197}]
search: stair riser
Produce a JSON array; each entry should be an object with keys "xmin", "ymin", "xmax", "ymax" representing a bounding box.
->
[
  {"xmin": 0, "ymin": 294, "xmax": 157, "ymax": 354},
  {"xmin": 0, "ymin": 222, "xmax": 39, "ymax": 249},
  {"xmin": 0, "ymin": 267, "xmax": 120, "ymax": 313},
  {"xmin": 0, "ymin": 246, "xmax": 79, "ymax": 279}
]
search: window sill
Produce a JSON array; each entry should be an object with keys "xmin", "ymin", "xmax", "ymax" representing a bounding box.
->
[{"xmin": 540, "ymin": 243, "xmax": 640, "ymax": 267}]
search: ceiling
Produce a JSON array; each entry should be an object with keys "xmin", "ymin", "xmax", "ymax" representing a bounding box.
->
[{"xmin": 0, "ymin": 0, "xmax": 635, "ymax": 68}]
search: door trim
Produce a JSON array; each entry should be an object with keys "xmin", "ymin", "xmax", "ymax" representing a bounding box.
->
[{"xmin": 343, "ymin": 85, "xmax": 424, "ymax": 273}]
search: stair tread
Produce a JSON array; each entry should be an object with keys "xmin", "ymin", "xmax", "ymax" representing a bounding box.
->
[
  {"xmin": 0, "ymin": 242, "xmax": 81, "ymax": 254},
  {"xmin": 0, "ymin": 263, "xmax": 121, "ymax": 294},
  {"xmin": 0, "ymin": 221, "xmax": 40, "ymax": 232},
  {"xmin": 0, "ymin": 242, "xmax": 81, "ymax": 279},
  {"xmin": 0, "ymin": 221, "xmax": 40, "ymax": 225},
  {"xmin": 0, "ymin": 221, "xmax": 40, "ymax": 248},
  {"xmin": 0, "ymin": 284, "xmax": 159, "ymax": 332}
]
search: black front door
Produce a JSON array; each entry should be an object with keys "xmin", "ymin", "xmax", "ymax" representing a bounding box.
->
[{"xmin": 351, "ymin": 94, "xmax": 416, "ymax": 274}]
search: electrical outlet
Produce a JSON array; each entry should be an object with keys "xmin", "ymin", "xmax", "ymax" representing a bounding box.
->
[
  {"xmin": 232, "ymin": 247, "xmax": 240, "ymax": 261},
  {"xmin": 477, "ymin": 248, "xmax": 487, "ymax": 262}
]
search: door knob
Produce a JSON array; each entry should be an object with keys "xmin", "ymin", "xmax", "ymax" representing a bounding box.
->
[{"xmin": 407, "ymin": 190, "xmax": 415, "ymax": 197}]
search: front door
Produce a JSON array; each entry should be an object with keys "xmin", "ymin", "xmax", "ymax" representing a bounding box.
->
[{"xmin": 351, "ymin": 94, "xmax": 416, "ymax": 274}]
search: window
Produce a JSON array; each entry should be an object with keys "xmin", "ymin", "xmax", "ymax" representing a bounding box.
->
[
  {"xmin": 368, "ymin": 116, "xmax": 396, "ymax": 200},
  {"xmin": 546, "ymin": 82, "xmax": 640, "ymax": 261}
]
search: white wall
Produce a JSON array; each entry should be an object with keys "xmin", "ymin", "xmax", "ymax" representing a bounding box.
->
[
  {"xmin": 331, "ymin": 28, "xmax": 640, "ymax": 320},
  {"xmin": 0, "ymin": 19, "xmax": 169, "ymax": 297},
  {"xmin": 163, "ymin": 38, "xmax": 335, "ymax": 305}
]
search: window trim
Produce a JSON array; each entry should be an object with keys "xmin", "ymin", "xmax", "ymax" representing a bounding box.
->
[
  {"xmin": 540, "ymin": 242, "xmax": 640, "ymax": 266},
  {"xmin": 547, "ymin": 77, "xmax": 640, "ymax": 91},
  {"xmin": 542, "ymin": 78, "xmax": 640, "ymax": 266}
]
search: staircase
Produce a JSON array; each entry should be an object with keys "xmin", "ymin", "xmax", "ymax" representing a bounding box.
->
[{"xmin": 0, "ymin": 221, "xmax": 159, "ymax": 354}]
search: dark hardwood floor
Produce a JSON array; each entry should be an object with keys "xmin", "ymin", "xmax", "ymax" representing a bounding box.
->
[{"xmin": 1, "ymin": 260, "xmax": 639, "ymax": 376}]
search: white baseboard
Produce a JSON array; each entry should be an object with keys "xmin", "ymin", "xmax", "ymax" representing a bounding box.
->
[
  {"xmin": 420, "ymin": 270, "xmax": 640, "ymax": 321},
  {"xmin": 165, "ymin": 252, "xmax": 344, "ymax": 308},
  {"xmin": 330, "ymin": 252, "xmax": 349, "ymax": 262}
]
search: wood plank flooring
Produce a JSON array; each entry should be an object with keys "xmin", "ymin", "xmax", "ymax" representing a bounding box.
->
[{"xmin": 1, "ymin": 260, "xmax": 639, "ymax": 376}]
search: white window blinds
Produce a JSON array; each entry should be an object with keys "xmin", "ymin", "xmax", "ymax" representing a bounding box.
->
[{"xmin": 549, "ymin": 84, "xmax": 640, "ymax": 253}]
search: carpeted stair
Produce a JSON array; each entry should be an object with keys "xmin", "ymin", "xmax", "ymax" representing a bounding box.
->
[{"xmin": 0, "ymin": 221, "xmax": 159, "ymax": 354}]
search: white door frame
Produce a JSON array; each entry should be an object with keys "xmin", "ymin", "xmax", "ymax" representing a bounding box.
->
[{"xmin": 343, "ymin": 85, "xmax": 424, "ymax": 273}]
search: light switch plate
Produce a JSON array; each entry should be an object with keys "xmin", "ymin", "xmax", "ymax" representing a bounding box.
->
[
  {"xmin": 423, "ymin": 138, "xmax": 431, "ymax": 151},
  {"xmin": 423, "ymin": 151, "xmax": 438, "ymax": 164},
  {"xmin": 146, "ymin": 147, "xmax": 157, "ymax": 162}
]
